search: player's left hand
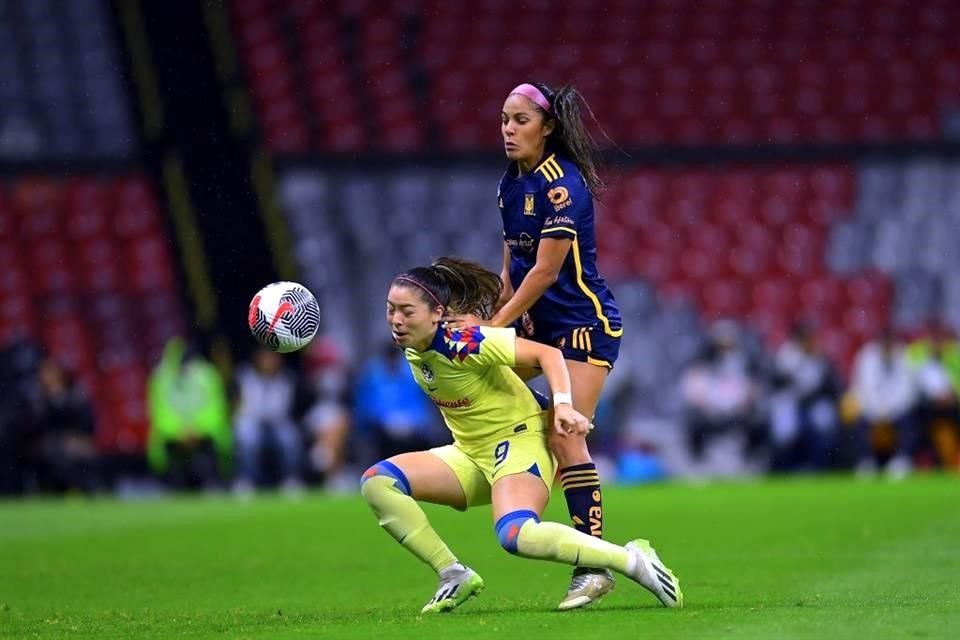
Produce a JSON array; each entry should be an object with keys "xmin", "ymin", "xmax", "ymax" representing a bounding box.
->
[
  {"xmin": 553, "ymin": 405, "xmax": 591, "ymax": 438},
  {"xmin": 443, "ymin": 313, "xmax": 489, "ymax": 329}
]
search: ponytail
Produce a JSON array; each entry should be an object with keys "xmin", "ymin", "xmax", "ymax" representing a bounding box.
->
[
  {"xmin": 392, "ymin": 257, "xmax": 503, "ymax": 319},
  {"xmin": 431, "ymin": 257, "xmax": 503, "ymax": 319},
  {"xmin": 531, "ymin": 83, "xmax": 605, "ymax": 198}
]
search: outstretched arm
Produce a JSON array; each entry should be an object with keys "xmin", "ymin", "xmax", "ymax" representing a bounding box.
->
[{"xmin": 489, "ymin": 237, "xmax": 570, "ymax": 328}]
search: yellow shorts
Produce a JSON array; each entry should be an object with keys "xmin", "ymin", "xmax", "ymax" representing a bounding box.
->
[{"xmin": 429, "ymin": 418, "xmax": 557, "ymax": 509}]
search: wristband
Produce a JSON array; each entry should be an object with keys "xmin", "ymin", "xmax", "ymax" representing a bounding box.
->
[{"xmin": 553, "ymin": 392, "xmax": 572, "ymax": 406}]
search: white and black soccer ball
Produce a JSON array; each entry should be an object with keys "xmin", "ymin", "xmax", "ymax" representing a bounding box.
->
[{"xmin": 247, "ymin": 281, "xmax": 320, "ymax": 353}]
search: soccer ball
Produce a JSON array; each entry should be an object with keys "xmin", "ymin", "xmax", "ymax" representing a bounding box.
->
[{"xmin": 248, "ymin": 281, "xmax": 320, "ymax": 353}]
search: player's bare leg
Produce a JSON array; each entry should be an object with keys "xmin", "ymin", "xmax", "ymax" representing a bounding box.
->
[
  {"xmin": 550, "ymin": 360, "xmax": 616, "ymax": 610},
  {"xmin": 360, "ymin": 452, "xmax": 484, "ymax": 614}
]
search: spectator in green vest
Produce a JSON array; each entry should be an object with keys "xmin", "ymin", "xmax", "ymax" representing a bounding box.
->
[
  {"xmin": 147, "ymin": 337, "xmax": 231, "ymax": 490},
  {"xmin": 905, "ymin": 325, "xmax": 960, "ymax": 470},
  {"xmin": 906, "ymin": 326, "xmax": 960, "ymax": 395}
]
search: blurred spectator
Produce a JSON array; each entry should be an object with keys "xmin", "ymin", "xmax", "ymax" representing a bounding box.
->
[
  {"xmin": 0, "ymin": 337, "xmax": 45, "ymax": 494},
  {"xmin": 353, "ymin": 343, "xmax": 436, "ymax": 460},
  {"xmin": 22, "ymin": 358, "xmax": 99, "ymax": 494},
  {"xmin": 233, "ymin": 347, "xmax": 304, "ymax": 494},
  {"xmin": 147, "ymin": 338, "xmax": 231, "ymax": 491},
  {"xmin": 302, "ymin": 337, "xmax": 352, "ymax": 489},
  {"xmin": 905, "ymin": 327, "xmax": 960, "ymax": 470},
  {"xmin": 768, "ymin": 323, "xmax": 842, "ymax": 472},
  {"xmin": 848, "ymin": 329, "xmax": 918, "ymax": 477},
  {"xmin": 680, "ymin": 321, "xmax": 766, "ymax": 472}
]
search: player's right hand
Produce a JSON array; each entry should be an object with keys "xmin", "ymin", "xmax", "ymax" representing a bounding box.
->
[{"xmin": 553, "ymin": 405, "xmax": 591, "ymax": 437}]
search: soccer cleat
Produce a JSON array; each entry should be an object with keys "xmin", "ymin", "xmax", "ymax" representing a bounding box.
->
[
  {"xmin": 625, "ymin": 539, "xmax": 683, "ymax": 608},
  {"xmin": 557, "ymin": 567, "xmax": 616, "ymax": 610},
  {"xmin": 420, "ymin": 566, "xmax": 485, "ymax": 614}
]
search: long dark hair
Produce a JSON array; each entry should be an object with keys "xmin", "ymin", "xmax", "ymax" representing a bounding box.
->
[
  {"xmin": 530, "ymin": 82, "xmax": 604, "ymax": 198},
  {"xmin": 393, "ymin": 257, "xmax": 503, "ymax": 319}
]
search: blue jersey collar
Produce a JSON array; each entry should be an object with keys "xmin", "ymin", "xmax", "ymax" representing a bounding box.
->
[
  {"xmin": 428, "ymin": 325, "xmax": 448, "ymax": 353},
  {"xmin": 506, "ymin": 150, "xmax": 553, "ymax": 180}
]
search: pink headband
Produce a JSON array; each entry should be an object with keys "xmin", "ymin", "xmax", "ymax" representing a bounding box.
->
[
  {"xmin": 395, "ymin": 276, "xmax": 443, "ymax": 309},
  {"xmin": 509, "ymin": 83, "xmax": 552, "ymax": 114}
]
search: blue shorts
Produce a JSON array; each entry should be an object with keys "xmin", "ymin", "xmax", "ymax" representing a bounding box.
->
[{"xmin": 517, "ymin": 318, "xmax": 621, "ymax": 369}]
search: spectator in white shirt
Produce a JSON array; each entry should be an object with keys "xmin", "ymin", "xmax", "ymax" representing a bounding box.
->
[
  {"xmin": 849, "ymin": 329, "xmax": 918, "ymax": 476},
  {"xmin": 233, "ymin": 348, "xmax": 303, "ymax": 493}
]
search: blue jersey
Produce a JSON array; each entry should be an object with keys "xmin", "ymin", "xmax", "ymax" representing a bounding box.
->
[{"xmin": 498, "ymin": 153, "xmax": 622, "ymax": 339}]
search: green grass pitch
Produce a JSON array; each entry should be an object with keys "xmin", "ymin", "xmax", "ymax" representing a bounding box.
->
[{"xmin": 1, "ymin": 475, "xmax": 957, "ymax": 639}]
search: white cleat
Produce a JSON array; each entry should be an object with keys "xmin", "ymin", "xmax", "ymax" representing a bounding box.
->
[
  {"xmin": 557, "ymin": 567, "xmax": 616, "ymax": 610},
  {"xmin": 420, "ymin": 565, "xmax": 485, "ymax": 614},
  {"xmin": 625, "ymin": 539, "xmax": 683, "ymax": 608}
]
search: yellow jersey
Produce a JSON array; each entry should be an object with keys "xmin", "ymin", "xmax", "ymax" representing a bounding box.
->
[{"xmin": 403, "ymin": 325, "xmax": 544, "ymax": 446}]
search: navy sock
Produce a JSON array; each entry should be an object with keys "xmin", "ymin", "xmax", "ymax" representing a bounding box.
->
[{"xmin": 559, "ymin": 462, "xmax": 603, "ymax": 538}]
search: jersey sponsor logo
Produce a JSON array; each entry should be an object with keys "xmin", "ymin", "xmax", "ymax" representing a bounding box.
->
[
  {"xmin": 547, "ymin": 186, "xmax": 572, "ymax": 211},
  {"xmin": 442, "ymin": 326, "xmax": 486, "ymax": 362},
  {"xmin": 428, "ymin": 394, "xmax": 472, "ymax": 408},
  {"xmin": 420, "ymin": 362, "xmax": 435, "ymax": 382},
  {"xmin": 523, "ymin": 192, "xmax": 535, "ymax": 215},
  {"xmin": 544, "ymin": 214, "xmax": 575, "ymax": 228},
  {"xmin": 589, "ymin": 505, "xmax": 602, "ymax": 537},
  {"xmin": 505, "ymin": 232, "xmax": 536, "ymax": 253}
]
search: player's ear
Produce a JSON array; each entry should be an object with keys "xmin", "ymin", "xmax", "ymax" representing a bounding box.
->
[{"xmin": 542, "ymin": 117, "xmax": 556, "ymax": 139}]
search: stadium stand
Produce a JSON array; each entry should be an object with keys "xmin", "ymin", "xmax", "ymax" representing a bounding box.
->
[
  {"xmin": 0, "ymin": 0, "xmax": 134, "ymax": 158},
  {"xmin": 275, "ymin": 163, "xmax": 893, "ymax": 423},
  {"xmin": 6, "ymin": 0, "xmax": 960, "ymax": 487},
  {"xmin": 0, "ymin": 176, "xmax": 184, "ymax": 453},
  {"xmin": 232, "ymin": 0, "xmax": 960, "ymax": 153}
]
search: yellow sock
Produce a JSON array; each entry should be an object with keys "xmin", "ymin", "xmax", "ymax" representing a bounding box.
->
[
  {"xmin": 361, "ymin": 474, "xmax": 458, "ymax": 573},
  {"xmin": 515, "ymin": 520, "xmax": 633, "ymax": 574}
]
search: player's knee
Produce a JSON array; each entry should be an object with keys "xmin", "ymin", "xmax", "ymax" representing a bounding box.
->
[
  {"xmin": 494, "ymin": 509, "xmax": 539, "ymax": 554},
  {"xmin": 360, "ymin": 460, "xmax": 412, "ymax": 500}
]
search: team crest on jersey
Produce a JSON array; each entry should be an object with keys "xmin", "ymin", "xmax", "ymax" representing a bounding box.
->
[
  {"xmin": 420, "ymin": 362, "xmax": 434, "ymax": 382},
  {"xmin": 524, "ymin": 193, "xmax": 535, "ymax": 215},
  {"xmin": 547, "ymin": 186, "xmax": 572, "ymax": 211},
  {"xmin": 443, "ymin": 326, "xmax": 486, "ymax": 362}
]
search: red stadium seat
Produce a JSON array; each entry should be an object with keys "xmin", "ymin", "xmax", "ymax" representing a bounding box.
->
[
  {"xmin": 113, "ymin": 178, "xmax": 163, "ymax": 238},
  {"xmin": 385, "ymin": 1, "xmax": 960, "ymax": 149},
  {"xmin": 2, "ymin": 174, "xmax": 184, "ymax": 452},
  {"xmin": 76, "ymin": 240, "xmax": 123, "ymax": 293},
  {"xmin": 0, "ymin": 293, "xmax": 36, "ymax": 343}
]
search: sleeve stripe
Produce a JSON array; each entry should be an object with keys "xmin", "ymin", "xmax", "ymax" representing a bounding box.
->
[
  {"xmin": 541, "ymin": 226, "xmax": 577, "ymax": 237},
  {"xmin": 534, "ymin": 154, "xmax": 564, "ymax": 182}
]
